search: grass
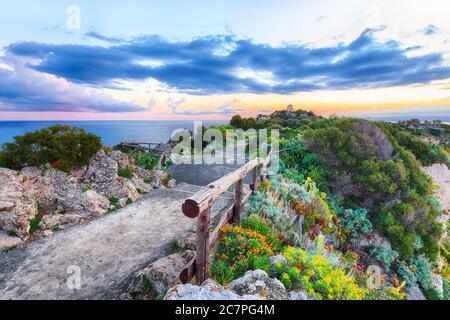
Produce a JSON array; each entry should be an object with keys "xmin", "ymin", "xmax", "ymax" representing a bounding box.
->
[
  {"xmin": 108, "ymin": 197, "xmax": 121, "ymax": 213},
  {"xmin": 118, "ymin": 166, "xmax": 134, "ymax": 179},
  {"xmin": 29, "ymin": 203, "xmax": 44, "ymax": 235},
  {"xmin": 7, "ymin": 230, "xmax": 18, "ymax": 237}
]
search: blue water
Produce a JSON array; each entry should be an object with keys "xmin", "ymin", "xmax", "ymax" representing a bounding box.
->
[{"xmin": 0, "ymin": 121, "xmax": 227, "ymax": 146}]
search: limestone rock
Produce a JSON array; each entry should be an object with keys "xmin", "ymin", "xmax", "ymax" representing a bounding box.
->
[
  {"xmin": 152, "ymin": 170, "xmax": 169, "ymax": 187},
  {"xmin": 422, "ymin": 164, "xmax": 450, "ymax": 211},
  {"xmin": 406, "ymin": 286, "xmax": 427, "ymax": 300},
  {"xmin": 228, "ymin": 270, "xmax": 288, "ymax": 300},
  {"xmin": 0, "ymin": 231, "xmax": 22, "ymax": 251},
  {"xmin": 0, "ymin": 150, "xmax": 161, "ymax": 239},
  {"xmin": 165, "ymin": 279, "xmax": 260, "ymax": 300},
  {"xmin": 288, "ymin": 290, "xmax": 309, "ymax": 300},
  {"xmin": 176, "ymin": 229, "xmax": 196, "ymax": 251},
  {"xmin": 129, "ymin": 251, "xmax": 195, "ymax": 296},
  {"xmin": 20, "ymin": 166, "xmax": 42, "ymax": 180},
  {"xmin": 0, "ymin": 201, "xmax": 15, "ymax": 212},
  {"xmin": 167, "ymin": 179, "xmax": 177, "ymax": 189},
  {"xmin": 84, "ymin": 150, "xmax": 141, "ymax": 205},
  {"xmin": 0, "ymin": 168, "xmax": 38, "ymax": 238},
  {"xmin": 269, "ymin": 255, "xmax": 287, "ymax": 276}
]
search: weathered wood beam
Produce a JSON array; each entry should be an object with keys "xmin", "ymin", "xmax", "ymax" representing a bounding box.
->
[
  {"xmin": 179, "ymin": 257, "xmax": 196, "ymax": 284},
  {"xmin": 182, "ymin": 158, "xmax": 261, "ymax": 218},
  {"xmin": 232, "ymin": 179, "xmax": 243, "ymax": 225},
  {"xmin": 195, "ymin": 207, "xmax": 211, "ymax": 285}
]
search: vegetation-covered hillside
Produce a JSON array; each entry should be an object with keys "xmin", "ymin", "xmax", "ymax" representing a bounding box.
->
[{"xmin": 209, "ymin": 110, "xmax": 450, "ymax": 300}]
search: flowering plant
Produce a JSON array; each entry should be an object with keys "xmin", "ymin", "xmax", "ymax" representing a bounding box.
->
[
  {"xmin": 210, "ymin": 220, "xmax": 281, "ymax": 285},
  {"xmin": 273, "ymin": 246, "xmax": 367, "ymax": 300}
]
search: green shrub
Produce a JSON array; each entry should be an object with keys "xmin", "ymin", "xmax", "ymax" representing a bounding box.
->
[
  {"xmin": 131, "ymin": 152, "xmax": 158, "ymax": 170},
  {"xmin": 0, "ymin": 125, "xmax": 102, "ymax": 172},
  {"xmin": 396, "ymin": 261, "xmax": 417, "ymax": 287},
  {"xmin": 108, "ymin": 197, "xmax": 121, "ymax": 212},
  {"xmin": 367, "ymin": 245, "xmax": 399, "ymax": 269},
  {"xmin": 118, "ymin": 166, "xmax": 133, "ymax": 179},
  {"xmin": 300, "ymin": 119, "xmax": 440, "ymax": 260},
  {"xmin": 29, "ymin": 203, "xmax": 44, "ymax": 235},
  {"xmin": 337, "ymin": 207, "xmax": 372, "ymax": 241}
]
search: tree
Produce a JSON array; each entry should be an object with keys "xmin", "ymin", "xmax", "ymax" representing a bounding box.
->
[{"xmin": 0, "ymin": 125, "xmax": 102, "ymax": 172}]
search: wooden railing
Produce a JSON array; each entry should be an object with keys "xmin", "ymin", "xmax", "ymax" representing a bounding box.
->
[
  {"xmin": 179, "ymin": 150, "xmax": 276, "ymax": 284},
  {"xmin": 119, "ymin": 141, "xmax": 171, "ymax": 170}
]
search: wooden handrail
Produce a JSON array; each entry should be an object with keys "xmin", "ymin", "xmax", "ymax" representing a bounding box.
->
[
  {"xmin": 180, "ymin": 149, "xmax": 276, "ymax": 284},
  {"xmin": 182, "ymin": 150, "xmax": 273, "ymax": 219}
]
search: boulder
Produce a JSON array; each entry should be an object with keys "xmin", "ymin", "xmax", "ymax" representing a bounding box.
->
[
  {"xmin": 175, "ymin": 229, "xmax": 196, "ymax": 251},
  {"xmin": 84, "ymin": 150, "xmax": 141, "ymax": 205},
  {"xmin": 406, "ymin": 286, "xmax": 427, "ymax": 301},
  {"xmin": 152, "ymin": 170, "xmax": 169, "ymax": 187},
  {"xmin": 0, "ymin": 169, "xmax": 38, "ymax": 238},
  {"xmin": 165, "ymin": 279, "xmax": 260, "ymax": 300},
  {"xmin": 422, "ymin": 164, "xmax": 450, "ymax": 211},
  {"xmin": 129, "ymin": 251, "xmax": 195, "ymax": 297},
  {"xmin": 228, "ymin": 270, "xmax": 288, "ymax": 300},
  {"xmin": 0, "ymin": 201, "xmax": 15, "ymax": 212},
  {"xmin": 288, "ymin": 290, "xmax": 309, "ymax": 300},
  {"xmin": 20, "ymin": 166, "xmax": 42, "ymax": 180},
  {"xmin": 0, "ymin": 231, "xmax": 22, "ymax": 251},
  {"xmin": 167, "ymin": 179, "xmax": 177, "ymax": 189},
  {"xmin": 0, "ymin": 150, "xmax": 161, "ymax": 239},
  {"xmin": 269, "ymin": 255, "xmax": 287, "ymax": 276}
]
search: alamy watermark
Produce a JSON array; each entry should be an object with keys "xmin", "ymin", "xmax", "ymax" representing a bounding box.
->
[
  {"xmin": 66, "ymin": 5, "xmax": 81, "ymax": 31},
  {"xmin": 170, "ymin": 122, "xmax": 280, "ymax": 174},
  {"xmin": 66, "ymin": 265, "xmax": 81, "ymax": 290}
]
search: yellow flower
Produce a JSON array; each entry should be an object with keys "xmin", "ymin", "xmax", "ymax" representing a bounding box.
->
[{"xmin": 282, "ymin": 273, "xmax": 289, "ymax": 280}]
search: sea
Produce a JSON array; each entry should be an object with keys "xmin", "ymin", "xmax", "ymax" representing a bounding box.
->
[{"xmin": 0, "ymin": 121, "xmax": 227, "ymax": 146}]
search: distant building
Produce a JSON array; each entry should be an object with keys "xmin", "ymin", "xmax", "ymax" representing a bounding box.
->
[
  {"xmin": 256, "ymin": 114, "xmax": 270, "ymax": 121},
  {"xmin": 287, "ymin": 104, "xmax": 294, "ymax": 112}
]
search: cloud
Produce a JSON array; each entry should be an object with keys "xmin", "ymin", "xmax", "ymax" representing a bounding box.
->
[
  {"xmin": 175, "ymin": 99, "xmax": 243, "ymax": 115},
  {"xmin": 147, "ymin": 98, "xmax": 157, "ymax": 111},
  {"xmin": 4, "ymin": 28, "xmax": 450, "ymax": 97},
  {"xmin": 85, "ymin": 31, "xmax": 125, "ymax": 44},
  {"xmin": 0, "ymin": 54, "xmax": 145, "ymax": 112},
  {"xmin": 423, "ymin": 24, "xmax": 439, "ymax": 36}
]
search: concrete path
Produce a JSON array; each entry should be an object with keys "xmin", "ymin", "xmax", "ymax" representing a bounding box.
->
[
  {"xmin": 0, "ymin": 183, "xmax": 234, "ymax": 300},
  {"xmin": 170, "ymin": 163, "xmax": 253, "ymax": 186}
]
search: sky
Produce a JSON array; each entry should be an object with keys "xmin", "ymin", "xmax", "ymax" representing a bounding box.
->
[{"xmin": 0, "ymin": 0, "xmax": 450, "ymax": 121}]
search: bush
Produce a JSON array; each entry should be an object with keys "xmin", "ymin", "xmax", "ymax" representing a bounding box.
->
[
  {"xmin": 131, "ymin": 152, "xmax": 158, "ymax": 170},
  {"xmin": 337, "ymin": 208, "xmax": 372, "ymax": 242},
  {"xmin": 367, "ymin": 245, "xmax": 399, "ymax": 269},
  {"xmin": 209, "ymin": 222, "xmax": 280, "ymax": 285},
  {"xmin": 301, "ymin": 119, "xmax": 440, "ymax": 260},
  {"xmin": 118, "ymin": 166, "xmax": 133, "ymax": 179},
  {"xmin": 0, "ymin": 125, "xmax": 102, "ymax": 172},
  {"xmin": 273, "ymin": 246, "xmax": 367, "ymax": 300}
]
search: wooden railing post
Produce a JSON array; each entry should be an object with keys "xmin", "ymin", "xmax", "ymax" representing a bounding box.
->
[
  {"xmin": 195, "ymin": 207, "xmax": 211, "ymax": 284},
  {"xmin": 232, "ymin": 179, "xmax": 243, "ymax": 225},
  {"xmin": 251, "ymin": 167, "xmax": 258, "ymax": 193}
]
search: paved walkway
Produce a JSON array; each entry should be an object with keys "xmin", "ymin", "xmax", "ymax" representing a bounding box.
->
[{"xmin": 0, "ymin": 183, "xmax": 233, "ymax": 300}]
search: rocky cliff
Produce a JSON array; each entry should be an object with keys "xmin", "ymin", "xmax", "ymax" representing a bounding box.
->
[{"xmin": 0, "ymin": 150, "xmax": 174, "ymax": 250}]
